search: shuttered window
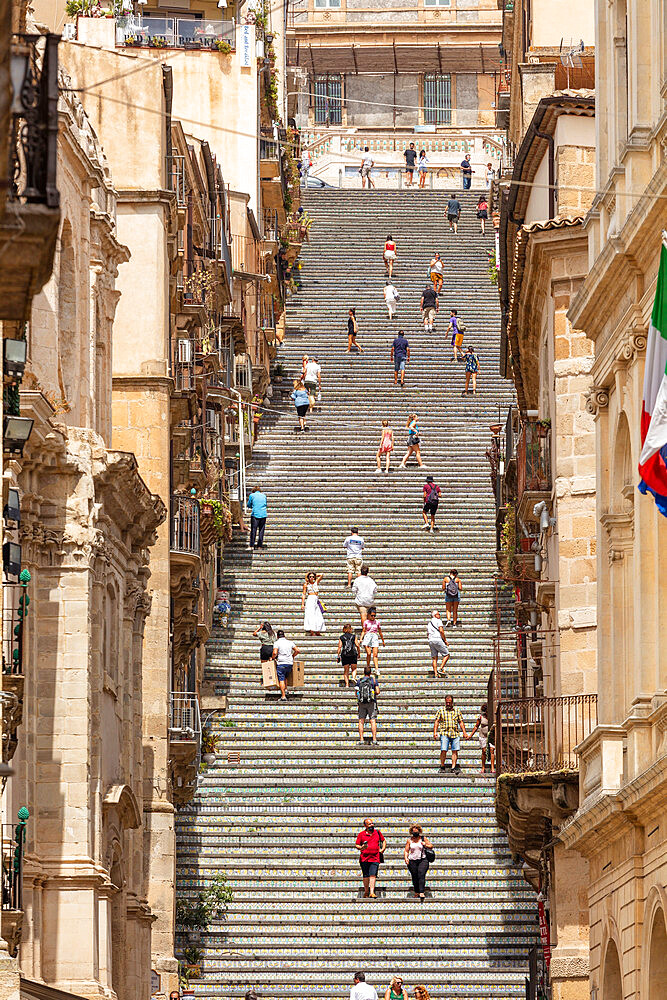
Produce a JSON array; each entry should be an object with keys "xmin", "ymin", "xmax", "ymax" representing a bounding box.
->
[
  {"xmin": 314, "ymin": 74, "xmax": 342, "ymax": 125},
  {"xmin": 423, "ymin": 73, "xmax": 452, "ymax": 125}
]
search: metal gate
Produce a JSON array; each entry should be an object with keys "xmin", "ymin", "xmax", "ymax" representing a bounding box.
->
[
  {"xmin": 314, "ymin": 74, "xmax": 342, "ymax": 125},
  {"xmin": 423, "ymin": 73, "xmax": 452, "ymax": 125}
]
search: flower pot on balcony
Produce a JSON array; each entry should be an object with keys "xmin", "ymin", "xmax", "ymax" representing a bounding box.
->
[
  {"xmin": 202, "ymin": 752, "xmax": 216, "ymax": 764},
  {"xmin": 489, "ymin": 423, "xmax": 501, "ymax": 435}
]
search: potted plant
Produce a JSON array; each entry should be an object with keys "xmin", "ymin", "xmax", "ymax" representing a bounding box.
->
[
  {"xmin": 149, "ymin": 35, "xmax": 167, "ymax": 47},
  {"xmin": 214, "ymin": 38, "xmax": 232, "ymax": 54},
  {"xmin": 201, "ymin": 728, "xmax": 219, "ymax": 765}
]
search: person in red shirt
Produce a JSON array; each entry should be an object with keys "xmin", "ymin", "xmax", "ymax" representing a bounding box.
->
[{"xmin": 355, "ymin": 817, "xmax": 386, "ymax": 899}]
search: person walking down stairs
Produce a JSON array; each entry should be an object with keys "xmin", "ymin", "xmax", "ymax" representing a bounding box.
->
[
  {"xmin": 434, "ymin": 695, "xmax": 469, "ymax": 774},
  {"xmin": 347, "ymin": 308, "xmax": 364, "ymax": 353},
  {"xmin": 404, "ymin": 824, "xmax": 434, "ymax": 900},
  {"xmin": 361, "ymin": 608, "xmax": 385, "ymax": 670},
  {"xmin": 291, "ymin": 379, "xmax": 310, "ymax": 431},
  {"xmin": 384, "ymin": 976, "xmax": 408, "ymax": 1000},
  {"xmin": 302, "ymin": 571, "xmax": 326, "ymax": 634},
  {"xmin": 355, "ymin": 821, "xmax": 386, "ymax": 898}
]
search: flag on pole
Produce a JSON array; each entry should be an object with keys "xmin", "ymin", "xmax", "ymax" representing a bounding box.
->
[{"xmin": 638, "ymin": 234, "xmax": 667, "ymax": 516}]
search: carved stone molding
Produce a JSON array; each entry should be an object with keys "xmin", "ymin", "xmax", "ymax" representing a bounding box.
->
[
  {"xmin": 619, "ymin": 330, "xmax": 647, "ymax": 365},
  {"xmin": 585, "ymin": 385, "xmax": 610, "ymax": 415},
  {"xmin": 600, "ymin": 510, "xmax": 634, "ymax": 563}
]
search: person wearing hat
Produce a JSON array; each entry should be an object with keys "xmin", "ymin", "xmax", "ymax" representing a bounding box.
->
[
  {"xmin": 384, "ymin": 976, "xmax": 408, "ymax": 1000},
  {"xmin": 426, "ymin": 610, "xmax": 450, "ymax": 678},
  {"xmin": 422, "ymin": 475, "xmax": 441, "ymax": 532}
]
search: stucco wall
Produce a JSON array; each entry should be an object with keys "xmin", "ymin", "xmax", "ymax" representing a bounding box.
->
[
  {"xmin": 345, "ymin": 74, "xmax": 419, "ymax": 128},
  {"xmin": 531, "ymin": 0, "xmax": 595, "ymax": 48}
]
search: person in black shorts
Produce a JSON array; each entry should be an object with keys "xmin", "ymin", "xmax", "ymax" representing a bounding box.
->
[
  {"xmin": 446, "ymin": 193, "xmax": 461, "ymax": 234},
  {"xmin": 422, "ymin": 475, "xmax": 441, "ymax": 532},
  {"xmin": 337, "ymin": 623, "xmax": 361, "ymax": 687},
  {"xmin": 252, "ymin": 620, "xmax": 276, "ymax": 662},
  {"xmin": 404, "ymin": 143, "xmax": 417, "ymax": 187}
]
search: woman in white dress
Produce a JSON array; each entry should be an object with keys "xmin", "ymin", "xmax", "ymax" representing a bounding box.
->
[{"xmin": 302, "ymin": 571, "xmax": 325, "ymax": 635}]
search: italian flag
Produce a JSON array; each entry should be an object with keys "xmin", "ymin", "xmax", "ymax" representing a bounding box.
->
[{"xmin": 638, "ymin": 236, "xmax": 667, "ymax": 516}]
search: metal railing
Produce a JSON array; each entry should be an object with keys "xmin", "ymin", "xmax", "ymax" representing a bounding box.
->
[
  {"xmin": 173, "ymin": 337, "xmax": 196, "ymax": 392},
  {"xmin": 1, "ymin": 811, "xmax": 28, "ymax": 912},
  {"xmin": 2, "ymin": 582, "xmax": 29, "ymax": 676},
  {"xmin": 169, "ymin": 691, "xmax": 201, "ymax": 739},
  {"xmin": 9, "ymin": 34, "xmax": 59, "ymax": 207},
  {"xmin": 118, "ymin": 16, "xmax": 235, "ymax": 50},
  {"xmin": 169, "ymin": 153, "xmax": 187, "ymax": 207},
  {"xmin": 170, "ymin": 496, "xmax": 200, "ymax": 555},
  {"xmin": 496, "ymin": 694, "xmax": 598, "ymax": 775},
  {"xmin": 517, "ymin": 420, "xmax": 551, "ymax": 503},
  {"xmin": 260, "ymin": 137, "xmax": 280, "ymax": 161}
]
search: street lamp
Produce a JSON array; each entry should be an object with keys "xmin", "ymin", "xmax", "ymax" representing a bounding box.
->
[
  {"xmin": 3, "ymin": 415, "xmax": 34, "ymax": 456},
  {"xmin": 3, "ymin": 338, "xmax": 27, "ymax": 379}
]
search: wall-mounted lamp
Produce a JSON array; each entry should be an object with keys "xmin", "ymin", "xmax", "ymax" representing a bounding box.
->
[
  {"xmin": 3, "ymin": 487, "xmax": 21, "ymax": 525},
  {"xmin": 3, "ymin": 541, "xmax": 22, "ymax": 578},
  {"xmin": 3, "ymin": 416, "xmax": 34, "ymax": 456},
  {"xmin": 3, "ymin": 338, "xmax": 27, "ymax": 379}
]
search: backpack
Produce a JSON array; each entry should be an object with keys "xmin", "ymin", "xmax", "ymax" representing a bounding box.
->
[
  {"xmin": 425, "ymin": 482, "xmax": 440, "ymax": 503},
  {"xmin": 457, "ymin": 318, "xmax": 467, "ymax": 334},
  {"xmin": 357, "ymin": 676, "xmax": 376, "ymax": 703},
  {"xmin": 445, "ymin": 577, "xmax": 459, "ymax": 599}
]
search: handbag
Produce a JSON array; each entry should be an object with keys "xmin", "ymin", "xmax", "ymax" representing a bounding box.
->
[
  {"xmin": 318, "ymin": 599, "xmax": 327, "ymax": 613},
  {"xmin": 408, "ymin": 433, "xmax": 420, "ymax": 446},
  {"xmin": 425, "ymin": 846, "xmax": 436, "ymax": 863}
]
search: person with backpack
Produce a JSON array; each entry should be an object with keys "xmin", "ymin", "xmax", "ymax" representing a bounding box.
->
[
  {"xmin": 361, "ymin": 607, "xmax": 385, "ymax": 671},
  {"xmin": 356, "ymin": 663, "xmax": 380, "ymax": 745},
  {"xmin": 447, "ymin": 310, "xmax": 465, "ymax": 362},
  {"xmin": 463, "ymin": 345, "xmax": 480, "ymax": 395},
  {"xmin": 422, "ymin": 475, "xmax": 441, "ymax": 532},
  {"xmin": 337, "ymin": 623, "xmax": 361, "ymax": 687},
  {"xmin": 355, "ymin": 818, "xmax": 386, "ymax": 898},
  {"xmin": 442, "ymin": 569, "xmax": 463, "ymax": 627},
  {"xmin": 404, "ymin": 824, "xmax": 435, "ymax": 900}
]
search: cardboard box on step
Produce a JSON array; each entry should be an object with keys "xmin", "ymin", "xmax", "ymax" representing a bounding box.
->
[{"xmin": 262, "ymin": 659, "xmax": 305, "ymax": 689}]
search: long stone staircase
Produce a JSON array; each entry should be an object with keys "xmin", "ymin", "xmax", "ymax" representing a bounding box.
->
[{"xmin": 176, "ymin": 190, "xmax": 537, "ymax": 998}]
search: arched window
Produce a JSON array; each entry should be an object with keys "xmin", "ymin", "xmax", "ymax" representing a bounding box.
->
[
  {"xmin": 104, "ymin": 583, "xmax": 119, "ymax": 687},
  {"xmin": 602, "ymin": 938, "xmax": 623, "ymax": 1000}
]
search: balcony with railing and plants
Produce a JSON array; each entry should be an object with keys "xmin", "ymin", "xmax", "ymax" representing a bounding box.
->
[
  {"xmin": 1, "ymin": 808, "xmax": 29, "ymax": 956},
  {"xmin": 495, "ymin": 694, "xmax": 598, "ymax": 777},
  {"xmin": 170, "ymin": 494, "xmax": 200, "ymax": 557},
  {"xmin": 260, "ymin": 129, "xmax": 281, "ymax": 180},
  {"xmin": 2, "ymin": 575, "xmax": 30, "ymax": 764},
  {"xmin": 516, "ymin": 416, "xmax": 552, "ymax": 526},
  {"xmin": 115, "ymin": 15, "xmax": 236, "ymax": 52},
  {"xmin": 2, "ymin": 32, "xmax": 60, "ymax": 321}
]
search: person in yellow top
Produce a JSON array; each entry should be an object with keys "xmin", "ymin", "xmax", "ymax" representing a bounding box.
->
[{"xmin": 433, "ymin": 694, "xmax": 469, "ymax": 774}]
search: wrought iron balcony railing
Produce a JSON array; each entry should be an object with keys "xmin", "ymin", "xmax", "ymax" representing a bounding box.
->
[
  {"xmin": 2, "ymin": 581, "xmax": 29, "ymax": 676},
  {"xmin": 169, "ymin": 691, "xmax": 201, "ymax": 740},
  {"xmin": 1, "ymin": 809, "xmax": 29, "ymax": 913},
  {"xmin": 9, "ymin": 34, "xmax": 59, "ymax": 208},
  {"xmin": 496, "ymin": 694, "xmax": 598, "ymax": 775},
  {"xmin": 170, "ymin": 495, "xmax": 200, "ymax": 555}
]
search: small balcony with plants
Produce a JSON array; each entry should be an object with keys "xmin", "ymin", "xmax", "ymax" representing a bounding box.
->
[
  {"xmin": 1, "ymin": 808, "xmax": 29, "ymax": 957},
  {"xmin": 113, "ymin": 13, "xmax": 236, "ymax": 52},
  {"xmin": 516, "ymin": 416, "xmax": 552, "ymax": 526}
]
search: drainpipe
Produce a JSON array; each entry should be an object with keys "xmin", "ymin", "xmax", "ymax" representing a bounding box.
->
[{"xmin": 533, "ymin": 127, "xmax": 555, "ymax": 218}]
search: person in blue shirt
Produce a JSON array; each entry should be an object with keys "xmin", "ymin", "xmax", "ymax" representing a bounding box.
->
[
  {"xmin": 247, "ymin": 485, "xmax": 268, "ymax": 549},
  {"xmin": 391, "ymin": 330, "xmax": 410, "ymax": 387},
  {"xmin": 291, "ymin": 379, "xmax": 310, "ymax": 432}
]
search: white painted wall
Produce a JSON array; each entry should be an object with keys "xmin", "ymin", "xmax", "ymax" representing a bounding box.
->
[{"xmin": 531, "ymin": 0, "xmax": 595, "ymax": 48}]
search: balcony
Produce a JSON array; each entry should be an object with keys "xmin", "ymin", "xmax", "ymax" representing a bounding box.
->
[
  {"xmin": 168, "ymin": 153, "xmax": 187, "ymax": 208},
  {"xmin": 1, "ymin": 809, "xmax": 29, "ymax": 957},
  {"xmin": 170, "ymin": 495, "xmax": 200, "ymax": 556},
  {"xmin": 494, "ymin": 694, "xmax": 598, "ymax": 861},
  {"xmin": 496, "ymin": 695, "xmax": 598, "ymax": 775},
  {"xmin": 169, "ymin": 692, "xmax": 201, "ymax": 806},
  {"xmin": 2, "ymin": 581, "xmax": 29, "ymax": 764},
  {"xmin": 1, "ymin": 34, "xmax": 60, "ymax": 321},
  {"xmin": 117, "ymin": 16, "xmax": 236, "ymax": 51},
  {"xmin": 231, "ymin": 235, "xmax": 266, "ymax": 279},
  {"xmin": 260, "ymin": 132, "xmax": 281, "ymax": 180},
  {"xmin": 516, "ymin": 419, "xmax": 551, "ymax": 525}
]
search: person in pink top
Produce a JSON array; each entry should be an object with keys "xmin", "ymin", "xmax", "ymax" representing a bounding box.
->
[{"xmin": 361, "ymin": 607, "xmax": 385, "ymax": 670}]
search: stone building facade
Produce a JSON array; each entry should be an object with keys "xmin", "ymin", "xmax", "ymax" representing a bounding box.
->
[
  {"xmin": 560, "ymin": 1, "xmax": 667, "ymax": 997},
  {"xmin": 490, "ymin": 4, "xmax": 599, "ymax": 998}
]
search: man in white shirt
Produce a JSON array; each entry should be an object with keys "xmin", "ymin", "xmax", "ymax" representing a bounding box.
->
[
  {"xmin": 350, "ymin": 972, "xmax": 378, "ymax": 1000},
  {"xmin": 360, "ymin": 147, "xmax": 375, "ymax": 189},
  {"xmin": 427, "ymin": 609, "xmax": 450, "ymax": 678},
  {"xmin": 342, "ymin": 527, "xmax": 365, "ymax": 587},
  {"xmin": 352, "ymin": 565, "xmax": 378, "ymax": 624},
  {"xmin": 271, "ymin": 629, "xmax": 300, "ymax": 701},
  {"xmin": 303, "ymin": 357, "xmax": 322, "ymax": 413},
  {"xmin": 384, "ymin": 280, "xmax": 399, "ymax": 319}
]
